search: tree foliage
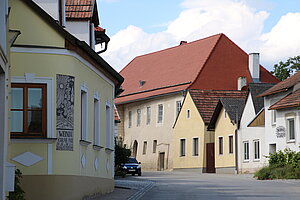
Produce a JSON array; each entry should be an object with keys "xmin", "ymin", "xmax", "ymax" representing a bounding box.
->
[
  {"xmin": 115, "ymin": 142, "xmax": 131, "ymax": 167},
  {"xmin": 271, "ymin": 56, "xmax": 300, "ymax": 81}
]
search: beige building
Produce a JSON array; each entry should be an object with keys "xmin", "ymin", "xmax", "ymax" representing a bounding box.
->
[{"xmin": 116, "ymin": 34, "xmax": 277, "ymax": 171}]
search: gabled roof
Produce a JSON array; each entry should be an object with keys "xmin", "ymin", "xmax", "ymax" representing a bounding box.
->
[
  {"xmin": 20, "ymin": 0, "xmax": 123, "ymax": 94},
  {"xmin": 269, "ymin": 89, "xmax": 300, "ymax": 110},
  {"xmin": 248, "ymin": 83, "xmax": 275, "ymax": 114},
  {"xmin": 259, "ymin": 71, "xmax": 300, "ymax": 97},
  {"xmin": 189, "ymin": 89, "xmax": 248, "ymax": 124},
  {"xmin": 207, "ymin": 97, "xmax": 246, "ymax": 130},
  {"xmin": 116, "ymin": 33, "xmax": 278, "ymax": 104},
  {"xmin": 65, "ymin": 0, "xmax": 99, "ymax": 24}
]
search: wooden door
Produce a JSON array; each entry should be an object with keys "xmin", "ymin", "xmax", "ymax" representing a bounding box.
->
[
  {"xmin": 206, "ymin": 143, "xmax": 215, "ymax": 173},
  {"xmin": 159, "ymin": 152, "xmax": 165, "ymax": 171}
]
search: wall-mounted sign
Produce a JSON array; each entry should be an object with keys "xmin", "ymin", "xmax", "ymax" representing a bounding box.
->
[
  {"xmin": 56, "ymin": 74, "xmax": 75, "ymax": 151},
  {"xmin": 276, "ymin": 126, "xmax": 285, "ymax": 138}
]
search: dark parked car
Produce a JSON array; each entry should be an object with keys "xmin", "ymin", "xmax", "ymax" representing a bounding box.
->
[{"xmin": 121, "ymin": 157, "xmax": 141, "ymax": 176}]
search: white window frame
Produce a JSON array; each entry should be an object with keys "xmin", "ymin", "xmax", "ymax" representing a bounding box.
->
[
  {"xmin": 153, "ymin": 140, "xmax": 157, "ymax": 153},
  {"xmin": 228, "ymin": 135, "xmax": 234, "ymax": 154},
  {"xmin": 254, "ymin": 140, "xmax": 260, "ymax": 160},
  {"xmin": 143, "ymin": 141, "xmax": 147, "ymax": 155},
  {"xmin": 243, "ymin": 141, "xmax": 250, "ymax": 162},
  {"xmin": 175, "ymin": 100, "xmax": 181, "ymax": 117},
  {"xmin": 146, "ymin": 106, "xmax": 151, "ymax": 125},
  {"xmin": 12, "ymin": 75, "xmax": 54, "ymax": 138},
  {"xmin": 157, "ymin": 104, "xmax": 163, "ymax": 124},
  {"xmin": 93, "ymin": 94, "xmax": 100, "ymax": 146},
  {"xmin": 286, "ymin": 116, "xmax": 296, "ymax": 142},
  {"xmin": 105, "ymin": 101, "xmax": 112, "ymax": 148},
  {"xmin": 271, "ymin": 110, "xmax": 277, "ymax": 125},
  {"xmin": 137, "ymin": 108, "xmax": 141, "ymax": 127},
  {"xmin": 80, "ymin": 84, "xmax": 88, "ymax": 141},
  {"xmin": 180, "ymin": 138, "xmax": 186, "ymax": 157},
  {"xmin": 218, "ymin": 137, "xmax": 223, "ymax": 155},
  {"xmin": 192, "ymin": 137, "xmax": 199, "ymax": 156}
]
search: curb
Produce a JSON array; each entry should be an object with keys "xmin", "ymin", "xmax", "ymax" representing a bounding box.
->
[{"xmin": 127, "ymin": 181, "xmax": 155, "ymax": 200}]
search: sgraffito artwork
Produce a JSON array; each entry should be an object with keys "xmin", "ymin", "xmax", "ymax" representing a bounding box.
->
[{"xmin": 56, "ymin": 74, "xmax": 75, "ymax": 151}]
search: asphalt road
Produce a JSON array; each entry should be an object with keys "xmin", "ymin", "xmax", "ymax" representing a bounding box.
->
[{"xmin": 125, "ymin": 170, "xmax": 300, "ymax": 200}]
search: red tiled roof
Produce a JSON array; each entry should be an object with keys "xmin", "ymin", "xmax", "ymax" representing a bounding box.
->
[
  {"xmin": 117, "ymin": 33, "xmax": 278, "ymax": 104},
  {"xmin": 65, "ymin": 0, "xmax": 95, "ymax": 19},
  {"xmin": 189, "ymin": 90, "xmax": 247, "ymax": 124},
  {"xmin": 269, "ymin": 89, "xmax": 300, "ymax": 110},
  {"xmin": 259, "ymin": 71, "xmax": 300, "ymax": 97},
  {"xmin": 94, "ymin": 26, "xmax": 105, "ymax": 32}
]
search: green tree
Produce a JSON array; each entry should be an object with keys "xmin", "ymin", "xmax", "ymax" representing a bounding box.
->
[
  {"xmin": 115, "ymin": 142, "xmax": 131, "ymax": 168},
  {"xmin": 271, "ymin": 56, "xmax": 300, "ymax": 81}
]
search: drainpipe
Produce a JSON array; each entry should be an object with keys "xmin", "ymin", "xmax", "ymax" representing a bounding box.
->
[{"xmin": 97, "ymin": 41, "xmax": 108, "ymax": 54}]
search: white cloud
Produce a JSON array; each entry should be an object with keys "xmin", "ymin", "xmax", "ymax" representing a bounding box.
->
[
  {"xmin": 260, "ymin": 13, "xmax": 300, "ymax": 67},
  {"xmin": 99, "ymin": 0, "xmax": 300, "ymax": 72}
]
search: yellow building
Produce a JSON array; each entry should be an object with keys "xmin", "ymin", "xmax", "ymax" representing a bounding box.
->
[
  {"xmin": 173, "ymin": 90, "xmax": 247, "ymax": 172},
  {"xmin": 207, "ymin": 98, "xmax": 246, "ymax": 174},
  {"xmin": 8, "ymin": 0, "xmax": 123, "ymax": 199}
]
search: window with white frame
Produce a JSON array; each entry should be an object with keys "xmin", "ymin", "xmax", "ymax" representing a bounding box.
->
[
  {"xmin": 254, "ymin": 140, "xmax": 260, "ymax": 160},
  {"xmin": 11, "ymin": 83, "xmax": 47, "ymax": 138},
  {"xmin": 93, "ymin": 98, "xmax": 100, "ymax": 145},
  {"xmin": 243, "ymin": 141, "xmax": 249, "ymax": 161},
  {"xmin": 271, "ymin": 110, "xmax": 277, "ymax": 125},
  {"xmin": 153, "ymin": 140, "xmax": 157, "ymax": 153},
  {"xmin": 106, "ymin": 103, "xmax": 111, "ymax": 147},
  {"xmin": 146, "ymin": 106, "xmax": 151, "ymax": 125},
  {"xmin": 219, "ymin": 137, "xmax": 223, "ymax": 155},
  {"xmin": 143, "ymin": 141, "xmax": 147, "ymax": 155},
  {"xmin": 157, "ymin": 104, "xmax": 163, "ymax": 123},
  {"xmin": 176, "ymin": 100, "xmax": 181, "ymax": 117},
  {"xmin": 229, "ymin": 135, "xmax": 233, "ymax": 154},
  {"xmin": 137, "ymin": 109, "xmax": 141, "ymax": 127},
  {"xmin": 287, "ymin": 117, "xmax": 295, "ymax": 141},
  {"xmin": 81, "ymin": 88, "xmax": 88, "ymax": 141},
  {"xmin": 193, "ymin": 138, "xmax": 199, "ymax": 156},
  {"xmin": 180, "ymin": 138, "xmax": 186, "ymax": 156},
  {"xmin": 128, "ymin": 111, "xmax": 132, "ymax": 128}
]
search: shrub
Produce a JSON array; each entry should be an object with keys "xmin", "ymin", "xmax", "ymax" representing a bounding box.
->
[
  {"xmin": 255, "ymin": 148, "xmax": 300, "ymax": 180},
  {"xmin": 7, "ymin": 169, "xmax": 25, "ymax": 200}
]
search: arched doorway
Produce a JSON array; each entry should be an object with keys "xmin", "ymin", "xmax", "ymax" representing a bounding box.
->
[{"xmin": 132, "ymin": 140, "xmax": 138, "ymax": 158}]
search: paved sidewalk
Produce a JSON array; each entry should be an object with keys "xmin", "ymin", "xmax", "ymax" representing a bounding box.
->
[{"xmin": 83, "ymin": 179, "xmax": 155, "ymax": 200}]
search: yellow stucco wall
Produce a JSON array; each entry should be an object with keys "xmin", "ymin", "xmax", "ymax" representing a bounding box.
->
[
  {"xmin": 173, "ymin": 92, "xmax": 207, "ymax": 169},
  {"xmin": 9, "ymin": 0, "xmax": 65, "ymax": 48},
  {"xmin": 215, "ymin": 108, "xmax": 236, "ymax": 169},
  {"xmin": 8, "ymin": 0, "xmax": 114, "ymax": 180}
]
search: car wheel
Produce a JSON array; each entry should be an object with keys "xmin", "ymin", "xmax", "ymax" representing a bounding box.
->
[
  {"xmin": 138, "ymin": 172, "xmax": 141, "ymax": 176},
  {"xmin": 132, "ymin": 173, "xmax": 135, "ymax": 176}
]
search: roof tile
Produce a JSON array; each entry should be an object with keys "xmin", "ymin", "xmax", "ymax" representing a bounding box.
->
[
  {"xmin": 189, "ymin": 90, "xmax": 247, "ymax": 124},
  {"xmin": 65, "ymin": 0, "xmax": 94, "ymax": 19},
  {"xmin": 269, "ymin": 89, "xmax": 300, "ymax": 110}
]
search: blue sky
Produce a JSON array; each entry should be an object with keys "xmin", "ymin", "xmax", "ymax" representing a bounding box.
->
[{"xmin": 96, "ymin": 0, "xmax": 300, "ymax": 71}]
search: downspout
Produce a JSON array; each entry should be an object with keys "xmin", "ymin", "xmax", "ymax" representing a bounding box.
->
[
  {"xmin": 97, "ymin": 41, "xmax": 108, "ymax": 54},
  {"xmin": 235, "ymin": 110, "xmax": 239, "ymax": 174}
]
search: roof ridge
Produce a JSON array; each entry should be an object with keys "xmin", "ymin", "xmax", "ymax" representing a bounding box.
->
[{"xmin": 120, "ymin": 33, "xmax": 223, "ymax": 72}]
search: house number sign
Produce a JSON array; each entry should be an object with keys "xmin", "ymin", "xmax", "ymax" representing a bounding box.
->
[{"xmin": 276, "ymin": 126, "xmax": 285, "ymax": 138}]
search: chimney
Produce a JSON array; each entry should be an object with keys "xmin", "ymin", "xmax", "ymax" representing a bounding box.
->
[
  {"xmin": 237, "ymin": 77, "xmax": 247, "ymax": 90},
  {"xmin": 180, "ymin": 41, "xmax": 187, "ymax": 45},
  {"xmin": 249, "ymin": 53, "xmax": 260, "ymax": 83}
]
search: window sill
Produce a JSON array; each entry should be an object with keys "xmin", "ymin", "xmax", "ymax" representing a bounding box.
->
[
  {"xmin": 243, "ymin": 160, "xmax": 250, "ymax": 163},
  {"xmin": 287, "ymin": 140, "xmax": 296, "ymax": 144},
  {"xmin": 105, "ymin": 147, "xmax": 114, "ymax": 153},
  {"xmin": 10, "ymin": 138, "xmax": 57, "ymax": 144},
  {"xmin": 93, "ymin": 145, "xmax": 104, "ymax": 151},
  {"xmin": 192, "ymin": 155, "xmax": 199, "ymax": 156},
  {"xmin": 179, "ymin": 155, "xmax": 186, "ymax": 157},
  {"xmin": 79, "ymin": 140, "xmax": 92, "ymax": 146},
  {"xmin": 253, "ymin": 159, "xmax": 260, "ymax": 162}
]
